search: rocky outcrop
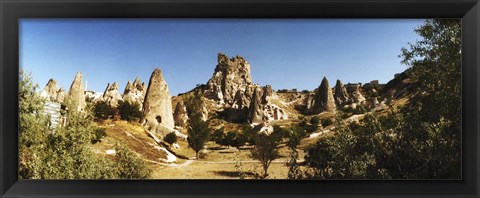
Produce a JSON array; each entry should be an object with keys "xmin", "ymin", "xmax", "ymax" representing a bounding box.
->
[
  {"xmin": 102, "ymin": 82, "xmax": 123, "ymax": 108},
  {"xmin": 67, "ymin": 72, "xmax": 86, "ymax": 111},
  {"xmin": 204, "ymin": 53, "xmax": 253, "ymax": 105},
  {"xmin": 40, "ymin": 79, "xmax": 64, "ymax": 103},
  {"xmin": 310, "ymin": 77, "xmax": 336, "ymax": 113},
  {"xmin": 123, "ymin": 77, "xmax": 146, "ymax": 110},
  {"xmin": 248, "ymin": 87, "xmax": 263, "ymax": 124},
  {"xmin": 261, "ymin": 85, "xmax": 273, "ymax": 104},
  {"xmin": 85, "ymin": 90, "xmax": 103, "ymax": 103},
  {"xmin": 173, "ymin": 101, "xmax": 189, "ymax": 128},
  {"xmin": 350, "ymin": 87, "xmax": 366, "ymax": 103},
  {"xmin": 143, "ymin": 68, "xmax": 175, "ymax": 132},
  {"xmin": 334, "ymin": 79, "xmax": 350, "ymax": 106}
]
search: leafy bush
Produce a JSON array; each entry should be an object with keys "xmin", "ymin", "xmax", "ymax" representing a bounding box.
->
[
  {"xmin": 92, "ymin": 127, "xmax": 107, "ymax": 143},
  {"xmin": 94, "ymin": 101, "xmax": 117, "ymax": 120},
  {"xmin": 163, "ymin": 132, "xmax": 177, "ymax": 147},
  {"xmin": 117, "ymin": 101, "xmax": 143, "ymax": 122},
  {"xmin": 114, "ymin": 143, "xmax": 151, "ymax": 179},
  {"xmin": 321, "ymin": 118, "xmax": 334, "ymax": 127}
]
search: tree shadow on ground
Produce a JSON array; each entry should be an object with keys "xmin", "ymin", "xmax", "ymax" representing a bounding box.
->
[{"xmin": 213, "ymin": 170, "xmax": 257, "ymax": 178}]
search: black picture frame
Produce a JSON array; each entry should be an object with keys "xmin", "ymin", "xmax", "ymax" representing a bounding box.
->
[{"xmin": 1, "ymin": 0, "xmax": 479, "ymax": 197}]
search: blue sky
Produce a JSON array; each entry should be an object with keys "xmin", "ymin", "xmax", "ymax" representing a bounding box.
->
[{"xmin": 20, "ymin": 19, "xmax": 424, "ymax": 96}]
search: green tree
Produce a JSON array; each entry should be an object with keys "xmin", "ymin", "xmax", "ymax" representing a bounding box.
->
[
  {"xmin": 390, "ymin": 19, "xmax": 461, "ymax": 178},
  {"xmin": 117, "ymin": 101, "xmax": 143, "ymax": 122},
  {"xmin": 250, "ymin": 133, "xmax": 280, "ymax": 178},
  {"xmin": 93, "ymin": 101, "xmax": 117, "ymax": 120},
  {"xmin": 185, "ymin": 94, "xmax": 210, "ymax": 159}
]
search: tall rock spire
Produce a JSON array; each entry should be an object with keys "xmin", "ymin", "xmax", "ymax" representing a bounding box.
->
[
  {"xmin": 311, "ymin": 77, "xmax": 336, "ymax": 113},
  {"xmin": 143, "ymin": 68, "xmax": 175, "ymax": 129},
  {"xmin": 67, "ymin": 72, "xmax": 86, "ymax": 111}
]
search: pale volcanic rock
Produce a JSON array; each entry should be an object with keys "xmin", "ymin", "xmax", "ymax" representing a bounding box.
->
[
  {"xmin": 311, "ymin": 77, "xmax": 336, "ymax": 114},
  {"xmin": 204, "ymin": 53, "xmax": 253, "ymax": 104},
  {"xmin": 334, "ymin": 79, "xmax": 350, "ymax": 106},
  {"xmin": 85, "ymin": 90, "xmax": 103, "ymax": 103},
  {"xmin": 102, "ymin": 82, "xmax": 123, "ymax": 108},
  {"xmin": 67, "ymin": 72, "xmax": 86, "ymax": 111},
  {"xmin": 143, "ymin": 68, "xmax": 175, "ymax": 131},
  {"xmin": 173, "ymin": 101, "xmax": 189, "ymax": 128},
  {"xmin": 248, "ymin": 87, "xmax": 264, "ymax": 124},
  {"xmin": 123, "ymin": 77, "xmax": 146, "ymax": 110},
  {"xmin": 40, "ymin": 79, "xmax": 64, "ymax": 103},
  {"xmin": 261, "ymin": 85, "xmax": 273, "ymax": 104}
]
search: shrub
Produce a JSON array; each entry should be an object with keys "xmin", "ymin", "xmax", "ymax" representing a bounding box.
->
[
  {"xmin": 117, "ymin": 101, "xmax": 143, "ymax": 122},
  {"xmin": 163, "ymin": 132, "xmax": 177, "ymax": 147},
  {"xmin": 92, "ymin": 127, "xmax": 106, "ymax": 143},
  {"xmin": 94, "ymin": 101, "xmax": 117, "ymax": 120},
  {"xmin": 114, "ymin": 143, "xmax": 151, "ymax": 179},
  {"xmin": 321, "ymin": 118, "xmax": 334, "ymax": 127}
]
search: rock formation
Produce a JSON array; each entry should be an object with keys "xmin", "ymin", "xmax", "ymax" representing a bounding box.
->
[
  {"xmin": 261, "ymin": 85, "xmax": 273, "ymax": 104},
  {"xmin": 334, "ymin": 79, "xmax": 350, "ymax": 106},
  {"xmin": 248, "ymin": 87, "xmax": 263, "ymax": 124},
  {"xmin": 143, "ymin": 68, "xmax": 175, "ymax": 132},
  {"xmin": 350, "ymin": 86, "xmax": 366, "ymax": 103},
  {"xmin": 204, "ymin": 53, "xmax": 253, "ymax": 104},
  {"xmin": 310, "ymin": 77, "xmax": 336, "ymax": 113},
  {"xmin": 102, "ymin": 82, "xmax": 123, "ymax": 108},
  {"xmin": 123, "ymin": 77, "xmax": 146, "ymax": 110},
  {"xmin": 173, "ymin": 101, "xmax": 189, "ymax": 128},
  {"xmin": 40, "ymin": 79, "xmax": 64, "ymax": 103},
  {"xmin": 67, "ymin": 72, "xmax": 86, "ymax": 111}
]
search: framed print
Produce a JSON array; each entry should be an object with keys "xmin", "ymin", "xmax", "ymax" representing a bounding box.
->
[{"xmin": 1, "ymin": 0, "xmax": 479, "ymax": 197}]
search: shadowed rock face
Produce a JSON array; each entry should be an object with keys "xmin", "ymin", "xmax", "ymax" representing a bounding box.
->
[
  {"xmin": 173, "ymin": 101, "xmax": 188, "ymax": 128},
  {"xmin": 143, "ymin": 68, "xmax": 175, "ymax": 130},
  {"xmin": 103, "ymin": 82, "xmax": 123, "ymax": 108},
  {"xmin": 67, "ymin": 72, "xmax": 86, "ymax": 111},
  {"xmin": 123, "ymin": 77, "xmax": 146, "ymax": 110},
  {"xmin": 204, "ymin": 53, "xmax": 253, "ymax": 104},
  {"xmin": 334, "ymin": 79, "xmax": 350, "ymax": 106},
  {"xmin": 311, "ymin": 77, "xmax": 336, "ymax": 113}
]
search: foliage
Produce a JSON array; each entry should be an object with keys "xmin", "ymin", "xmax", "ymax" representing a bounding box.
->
[
  {"xmin": 93, "ymin": 101, "xmax": 117, "ymax": 120},
  {"xmin": 185, "ymin": 94, "xmax": 211, "ymax": 159},
  {"xmin": 303, "ymin": 19, "xmax": 461, "ymax": 179},
  {"xmin": 19, "ymin": 70, "xmax": 151, "ymax": 179},
  {"xmin": 114, "ymin": 143, "xmax": 151, "ymax": 179},
  {"xmin": 163, "ymin": 132, "xmax": 177, "ymax": 147},
  {"xmin": 320, "ymin": 117, "xmax": 334, "ymax": 127},
  {"xmin": 250, "ymin": 132, "xmax": 280, "ymax": 178},
  {"xmin": 92, "ymin": 127, "xmax": 107, "ymax": 143},
  {"xmin": 117, "ymin": 101, "xmax": 143, "ymax": 122},
  {"xmin": 226, "ymin": 131, "xmax": 247, "ymax": 151}
]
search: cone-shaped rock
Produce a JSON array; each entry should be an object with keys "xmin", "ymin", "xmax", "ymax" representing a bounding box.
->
[
  {"xmin": 40, "ymin": 79, "xmax": 61, "ymax": 102},
  {"xmin": 248, "ymin": 87, "xmax": 263, "ymax": 124},
  {"xmin": 103, "ymin": 82, "xmax": 123, "ymax": 108},
  {"xmin": 311, "ymin": 77, "xmax": 336, "ymax": 113},
  {"xmin": 143, "ymin": 68, "xmax": 175, "ymax": 129},
  {"xmin": 67, "ymin": 72, "xmax": 86, "ymax": 111},
  {"xmin": 334, "ymin": 79, "xmax": 350, "ymax": 106},
  {"xmin": 205, "ymin": 53, "xmax": 253, "ymax": 104},
  {"xmin": 173, "ymin": 101, "xmax": 189, "ymax": 128}
]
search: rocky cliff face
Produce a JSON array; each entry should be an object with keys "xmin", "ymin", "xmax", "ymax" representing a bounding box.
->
[
  {"xmin": 143, "ymin": 68, "xmax": 175, "ymax": 131},
  {"xmin": 334, "ymin": 79, "xmax": 350, "ymax": 106},
  {"xmin": 40, "ymin": 79, "xmax": 64, "ymax": 103},
  {"xmin": 204, "ymin": 53, "xmax": 253, "ymax": 105},
  {"xmin": 123, "ymin": 77, "xmax": 146, "ymax": 110},
  {"xmin": 310, "ymin": 77, "xmax": 336, "ymax": 113},
  {"xmin": 67, "ymin": 72, "xmax": 86, "ymax": 111},
  {"xmin": 102, "ymin": 82, "xmax": 123, "ymax": 108}
]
